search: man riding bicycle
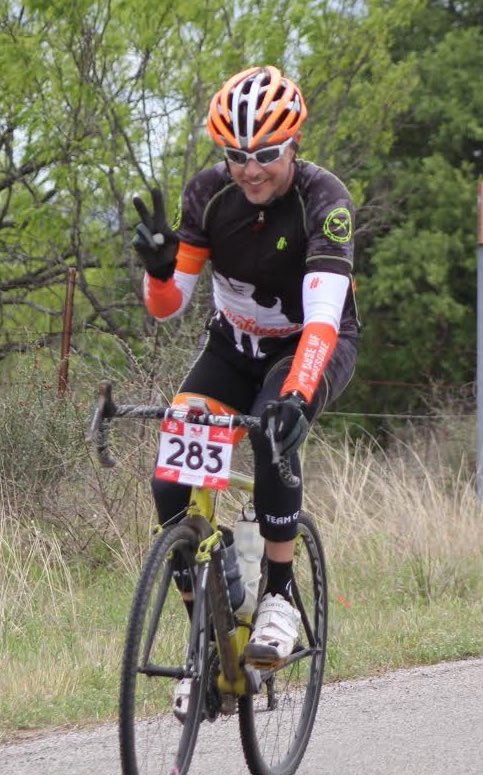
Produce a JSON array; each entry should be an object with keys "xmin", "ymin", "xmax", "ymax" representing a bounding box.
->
[{"xmin": 133, "ymin": 66, "xmax": 359, "ymax": 681}]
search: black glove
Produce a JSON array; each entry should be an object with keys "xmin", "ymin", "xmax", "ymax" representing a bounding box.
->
[
  {"xmin": 261, "ymin": 392, "xmax": 309, "ymax": 457},
  {"xmin": 132, "ymin": 187, "xmax": 179, "ymax": 280}
]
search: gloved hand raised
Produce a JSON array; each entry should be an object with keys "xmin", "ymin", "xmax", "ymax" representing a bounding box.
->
[
  {"xmin": 261, "ymin": 392, "xmax": 309, "ymax": 457},
  {"xmin": 132, "ymin": 187, "xmax": 179, "ymax": 280}
]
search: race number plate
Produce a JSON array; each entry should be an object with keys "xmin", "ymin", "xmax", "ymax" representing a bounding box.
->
[{"xmin": 154, "ymin": 418, "xmax": 236, "ymax": 489}]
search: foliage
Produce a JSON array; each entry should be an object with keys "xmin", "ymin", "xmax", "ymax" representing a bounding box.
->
[
  {"xmin": 354, "ymin": 2, "xmax": 483, "ymax": 413},
  {"xmin": 0, "ymin": 0, "xmax": 481, "ymax": 417},
  {"xmin": 0, "ymin": 354, "xmax": 85, "ymax": 495}
]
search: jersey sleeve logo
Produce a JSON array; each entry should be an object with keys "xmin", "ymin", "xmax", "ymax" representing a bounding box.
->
[{"xmin": 322, "ymin": 207, "xmax": 352, "ymax": 244}]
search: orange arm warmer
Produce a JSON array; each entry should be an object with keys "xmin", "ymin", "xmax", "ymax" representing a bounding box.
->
[
  {"xmin": 281, "ymin": 321, "xmax": 338, "ymax": 403},
  {"xmin": 143, "ymin": 242, "xmax": 209, "ymax": 320}
]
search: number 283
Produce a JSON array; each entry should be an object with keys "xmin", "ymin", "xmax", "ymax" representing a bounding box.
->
[{"xmin": 165, "ymin": 438, "xmax": 224, "ymax": 474}]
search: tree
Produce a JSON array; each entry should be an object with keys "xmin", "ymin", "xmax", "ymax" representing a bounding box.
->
[
  {"xmin": 0, "ymin": 0, "xmax": 434, "ymax": 405},
  {"xmin": 354, "ymin": 6, "xmax": 483, "ymax": 415},
  {"xmin": 0, "ymin": 0, "xmax": 241, "ymax": 363}
]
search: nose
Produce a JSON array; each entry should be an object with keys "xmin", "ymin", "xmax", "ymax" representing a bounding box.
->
[{"xmin": 244, "ymin": 159, "xmax": 263, "ymax": 176}]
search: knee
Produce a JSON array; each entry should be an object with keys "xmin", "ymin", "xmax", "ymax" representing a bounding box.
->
[
  {"xmin": 259, "ymin": 508, "xmax": 300, "ymax": 542},
  {"xmin": 248, "ymin": 425, "xmax": 272, "ymax": 463}
]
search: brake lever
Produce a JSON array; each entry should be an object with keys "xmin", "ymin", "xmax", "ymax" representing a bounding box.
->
[
  {"xmin": 265, "ymin": 409, "xmax": 300, "ymax": 489},
  {"xmin": 266, "ymin": 414, "xmax": 280, "ymax": 464}
]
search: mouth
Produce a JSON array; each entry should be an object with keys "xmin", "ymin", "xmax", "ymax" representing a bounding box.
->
[{"xmin": 242, "ymin": 179, "xmax": 269, "ymax": 188}]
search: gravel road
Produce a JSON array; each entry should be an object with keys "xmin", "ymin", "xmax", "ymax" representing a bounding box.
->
[{"xmin": 1, "ymin": 657, "xmax": 482, "ymax": 775}]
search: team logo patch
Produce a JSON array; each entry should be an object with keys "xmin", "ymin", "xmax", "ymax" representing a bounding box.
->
[{"xmin": 322, "ymin": 207, "xmax": 352, "ymax": 244}]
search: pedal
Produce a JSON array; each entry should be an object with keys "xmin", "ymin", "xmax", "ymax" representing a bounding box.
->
[
  {"xmin": 244, "ymin": 643, "xmax": 287, "ymax": 671},
  {"xmin": 220, "ymin": 694, "xmax": 237, "ymax": 715},
  {"xmin": 246, "ymin": 658, "xmax": 285, "ymax": 671}
]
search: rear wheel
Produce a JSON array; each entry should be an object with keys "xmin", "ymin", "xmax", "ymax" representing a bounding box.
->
[
  {"xmin": 119, "ymin": 523, "xmax": 209, "ymax": 775},
  {"xmin": 238, "ymin": 511, "xmax": 328, "ymax": 775}
]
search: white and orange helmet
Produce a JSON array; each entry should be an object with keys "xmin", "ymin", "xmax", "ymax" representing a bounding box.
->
[{"xmin": 207, "ymin": 66, "xmax": 307, "ymax": 150}]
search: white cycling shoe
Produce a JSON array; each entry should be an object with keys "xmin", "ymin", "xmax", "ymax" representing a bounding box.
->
[
  {"xmin": 173, "ymin": 677, "xmax": 192, "ymax": 722},
  {"xmin": 244, "ymin": 593, "xmax": 301, "ymax": 666}
]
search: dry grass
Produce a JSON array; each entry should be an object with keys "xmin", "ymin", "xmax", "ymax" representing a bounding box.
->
[
  {"xmin": 305, "ymin": 425, "xmax": 482, "ymax": 602},
  {"xmin": 0, "ymin": 365, "xmax": 482, "ymax": 738},
  {"xmin": 303, "ymin": 425, "xmax": 483, "ymax": 678}
]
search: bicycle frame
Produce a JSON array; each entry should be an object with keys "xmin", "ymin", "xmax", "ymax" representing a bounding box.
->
[
  {"xmin": 88, "ymin": 380, "xmax": 262, "ymax": 698},
  {"xmin": 184, "ymin": 473, "xmax": 257, "ymax": 697}
]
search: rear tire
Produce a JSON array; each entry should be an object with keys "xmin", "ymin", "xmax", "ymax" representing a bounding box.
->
[
  {"xmin": 238, "ymin": 511, "xmax": 328, "ymax": 775},
  {"xmin": 119, "ymin": 523, "xmax": 209, "ymax": 775}
]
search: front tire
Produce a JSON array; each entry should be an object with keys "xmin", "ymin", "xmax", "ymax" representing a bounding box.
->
[{"xmin": 119, "ymin": 523, "xmax": 209, "ymax": 775}]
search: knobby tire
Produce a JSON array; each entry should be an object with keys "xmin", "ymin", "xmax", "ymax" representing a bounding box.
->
[{"xmin": 119, "ymin": 522, "xmax": 209, "ymax": 775}]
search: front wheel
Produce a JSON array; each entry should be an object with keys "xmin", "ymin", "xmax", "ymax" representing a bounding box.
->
[
  {"xmin": 238, "ymin": 511, "xmax": 328, "ymax": 775},
  {"xmin": 119, "ymin": 522, "xmax": 209, "ymax": 775}
]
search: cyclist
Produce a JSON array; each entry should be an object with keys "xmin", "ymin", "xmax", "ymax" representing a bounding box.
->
[{"xmin": 133, "ymin": 66, "xmax": 359, "ymax": 675}]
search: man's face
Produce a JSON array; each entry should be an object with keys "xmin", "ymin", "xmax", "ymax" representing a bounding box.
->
[{"xmin": 225, "ymin": 141, "xmax": 296, "ymax": 205}]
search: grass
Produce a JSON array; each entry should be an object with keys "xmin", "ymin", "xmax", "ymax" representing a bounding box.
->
[
  {"xmin": 0, "ymin": 558, "xmax": 136, "ymax": 736},
  {"xmin": 305, "ymin": 424, "xmax": 483, "ymax": 679},
  {"xmin": 327, "ymin": 597, "xmax": 481, "ymax": 679},
  {"xmin": 0, "ymin": 371, "xmax": 482, "ymax": 741}
]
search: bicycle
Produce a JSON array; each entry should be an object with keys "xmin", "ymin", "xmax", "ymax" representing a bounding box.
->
[{"xmin": 88, "ymin": 380, "xmax": 328, "ymax": 775}]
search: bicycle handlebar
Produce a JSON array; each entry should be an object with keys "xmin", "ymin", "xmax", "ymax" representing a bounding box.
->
[{"xmin": 87, "ymin": 380, "xmax": 300, "ymax": 488}]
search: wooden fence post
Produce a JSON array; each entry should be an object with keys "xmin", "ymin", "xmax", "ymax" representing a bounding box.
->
[{"xmin": 58, "ymin": 267, "xmax": 77, "ymax": 398}]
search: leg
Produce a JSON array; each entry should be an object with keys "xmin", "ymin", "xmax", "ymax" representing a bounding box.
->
[
  {"xmin": 245, "ymin": 336, "xmax": 357, "ymax": 663},
  {"xmin": 148, "ymin": 336, "xmax": 263, "ymax": 718},
  {"xmin": 249, "ymin": 362, "xmax": 324, "ymax": 595},
  {"xmin": 152, "ymin": 333, "xmax": 259, "ymax": 606},
  {"xmin": 238, "ymin": 511, "xmax": 328, "ymax": 775},
  {"xmin": 152, "ymin": 332, "xmax": 260, "ymax": 526},
  {"xmin": 252, "ymin": 334, "xmax": 358, "ymax": 574}
]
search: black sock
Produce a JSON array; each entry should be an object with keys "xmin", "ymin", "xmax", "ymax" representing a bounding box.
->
[{"xmin": 265, "ymin": 559, "xmax": 293, "ymax": 601}]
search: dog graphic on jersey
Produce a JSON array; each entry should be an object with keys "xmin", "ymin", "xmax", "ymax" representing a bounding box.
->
[{"xmin": 212, "ymin": 271, "xmax": 302, "ymax": 358}]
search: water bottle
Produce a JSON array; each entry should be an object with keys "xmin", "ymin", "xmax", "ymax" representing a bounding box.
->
[
  {"xmin": 233, "ymin": 503, "xmax": 265, "ymax": 616},
  {"xmin": 219, "ymin": 527, "xmax": 245, "ymax": 612}
]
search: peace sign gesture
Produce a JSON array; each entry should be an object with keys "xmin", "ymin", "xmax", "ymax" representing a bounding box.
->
[{"xmin": 132, "ymin": 188, "xmax": 179, "ymax": 280}]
